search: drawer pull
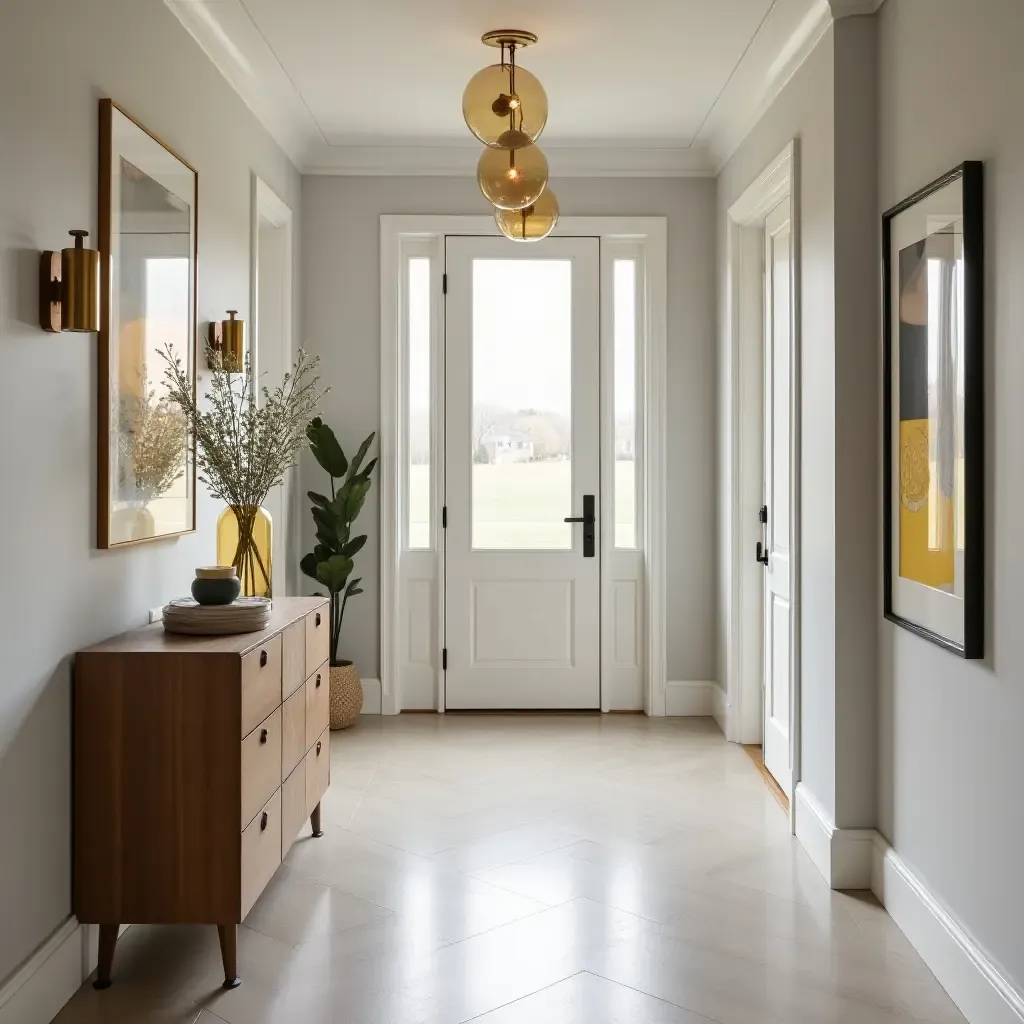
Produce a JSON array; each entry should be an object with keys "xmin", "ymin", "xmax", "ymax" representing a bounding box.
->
[
  {"xmin": 259, "ymin": 649, "xmax": 268, "ymax": 668},
  {"xmin": 315, "ymin": 612, "xmax": 321, "ymax": 627},
  {"xmin": 316, "ymin": 740, "xmax": 322, "ymax": 756},
  {"xmin": 259, "ymin": 728, "xmax": 268, "ymax": 745},
  {"xmin": 316, "ymin": 673, "xmax": 322, "ymax": 688},
  {"xmin": 260, "ymin": 811, "xmax": 268, "ymax": 832}
]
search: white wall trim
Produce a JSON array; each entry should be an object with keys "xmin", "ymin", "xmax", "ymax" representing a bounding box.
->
[
  {"xmin": 665, "ymin": 681, "xmax": 721, "ymax": 717},
  {"xmin": 380, "ymin": 215, "xmax": 667, "ymax": 715},
  {"xmin": 701, "ymin": 0, "xmax": 832, "ymax": 171},
  {"xmin": 872, "ymin": 838, "xmax": 1024, "ymax": 1024},
  {"xmin": 0, "ymin": 918, "xmax": 83, "ymax": 1024},
  {"xmin": 359, "ymin": 677, "xmax": 382, "ymax": 715},
  {"xmin": 723, "ymin": 142, "xmax": 801, "ymax": 827},
  {"xmin": 711, "ymin": 681, "xmax": 728, "ymax": 733},
  {"xmin": 164, "ymin": 0, "xmax": 839, "ymax": 181},
  {"xmin": 793, "ymin": 783, "xmax": 875, "ymax": 889},
  {"xmin": 828, "ymin": 0, "xmax": 886, "ymax": 16}
]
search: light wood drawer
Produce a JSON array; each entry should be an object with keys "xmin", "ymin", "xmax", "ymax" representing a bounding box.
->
[
  {"xmin": 281, "ymin": 762, "xmax": 306, "ymax": 859},
  {"xmin": 304, "ymin": 607, "xmax": 329, "ymax": 681},
  {"xmin": 305, "ymin": 728, "xmax": 330, "ymax": 815},
  {"xmin": 282, "ymin": 621, "xmax": 305, "ymax": 701},
  {"xmin": 241, "ymin": 788, "xmax": 281, "ymax": 920},
  {"xmin": 241, "ymin": 635, "xmax": 281, "ymax": 738},
  {"xmin": 305, "ymin": 661, "xmax": 329, "ymax": 749},
  {"xmin": 241, "ymin": 707, "xmax": 282, "ymax": 830},
  {"xmin": 281, "ymin": 686, "xmax": 305, "ymax": 781}
]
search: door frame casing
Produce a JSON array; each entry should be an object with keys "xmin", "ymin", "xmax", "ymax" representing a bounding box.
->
[
  {"xmin": 723, "ymin": 142, "xmax": 801, "ymax": 824},
  {"xmin": 250, "ymin": 176, "xmax": 294, "ymax": 596},
  {"xmin": 380, "ymin": 214, "xmax": 667, "ymax": 716}
]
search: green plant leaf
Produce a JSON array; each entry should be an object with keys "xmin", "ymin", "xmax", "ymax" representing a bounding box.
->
[
  {"xmin": 299, "ymin": 552, "xmax": 319, "ymax": 580},
  {"xmin": 307, "ymin": 490, "xmax": 332, "ymax": 512},
  {"xmin": 307, "ymin": 417, "xmax": 348, "ymax": 478},
  {"xmin": 341, "ymin": 535, "xmax": 367, "ymax": 559},
  {"xmin": 345, "ymin": 576, "xmax": 364, "ymax": 598},
  {"xmin": 315, "ymin": 554, "xmax": 353, "ymax": 594},
  {"xmin": 312, "ymin": 506, "xmax": 343, "ymax": 549},
  {"xmin": 360, "ymin": 457, "xmax": 378, "ymax": 480},
  {"xmin": 345, "ymin": 432, "xmax": 376, "ymax": 480}
]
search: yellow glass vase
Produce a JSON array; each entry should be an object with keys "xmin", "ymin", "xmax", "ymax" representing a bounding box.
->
[{"xmin": 216, "ymin": 505, "xmax": 272, "ymax": 598}]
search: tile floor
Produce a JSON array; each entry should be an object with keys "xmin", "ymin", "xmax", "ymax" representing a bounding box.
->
[{"xmin": 55, "ymin": 715, "xmax": 964, "ymax": 1024}]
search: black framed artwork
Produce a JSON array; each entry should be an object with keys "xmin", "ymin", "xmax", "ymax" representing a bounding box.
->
[{"xmin": 882, "ymin": 162, "xmax": 984, "ymax": 658}]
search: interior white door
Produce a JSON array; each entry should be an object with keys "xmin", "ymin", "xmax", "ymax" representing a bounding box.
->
[
  {"xmin": 762, "ymin": 198, "xmax": 793, "ymax": 795},
  {"xmin": 444, "ymin": 236, "xmax": 601, "ymax": 709}
]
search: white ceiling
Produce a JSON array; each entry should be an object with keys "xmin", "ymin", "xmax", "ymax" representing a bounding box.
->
[{"xmin": 165, "ymin": 0, "xmax": 878, "ymax": 175}]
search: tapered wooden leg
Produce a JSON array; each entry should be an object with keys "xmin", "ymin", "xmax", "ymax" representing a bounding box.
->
[
  {"xmin": 310, "ymin": 801, "xmax": 324, "ymax": 838},
  {"xmin": 217, "ymin": 925, "xmax": 241, "ymax": 989},
  {"xmin": 94, "ymin": 924, "xmax": 118, "ymax": 990}
]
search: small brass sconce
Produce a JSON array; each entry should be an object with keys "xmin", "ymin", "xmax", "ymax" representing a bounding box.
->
[
  {"xmin": 39, "ymin": 230, "xmax": 101, "ymax": 333},
  {"xmin": 207, "ymin": 310, "xmax": 245, "ymax": 371}
]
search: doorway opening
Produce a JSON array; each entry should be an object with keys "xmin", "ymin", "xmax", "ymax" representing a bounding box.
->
[
  {"xmin": 250, "ymin": 178, "xmax": 294, "ymax": 596},
  {"xmin": 724, "ymin": 143, "xmax": 800, "ymax": 823},
  {"xmin": 380, "ymin": 216, "xmax": 667, "ymax": 716}
]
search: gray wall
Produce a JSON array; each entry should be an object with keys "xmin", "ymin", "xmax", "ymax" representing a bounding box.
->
[
  {"xmin": 301, "ymin": 176, "xmax": 718, "ymax": 683},
  {"xmin": 716, "ymin": 30, "xmax": 839, "ymax": 818},
  {"xmin": 878, "ymin": 0, "xmax": 1024, "ymax": 991},
  {"xmin": 0, "ymin": 0, "xmax": 300, "ymax": 985}
]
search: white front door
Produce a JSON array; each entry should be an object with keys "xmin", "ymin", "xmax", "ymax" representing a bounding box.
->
[
  {"xmin": 762, "ymin": 199, "xmax": 793, "ymax": 794},
  {"xmin": 444, "ymin": 236, "xmax": 601, "ymax": 709}
]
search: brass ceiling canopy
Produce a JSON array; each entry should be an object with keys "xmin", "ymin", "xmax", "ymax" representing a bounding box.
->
[{"xmin": 481, "ymin": 29, "xmax": 538, "ymax": 49}]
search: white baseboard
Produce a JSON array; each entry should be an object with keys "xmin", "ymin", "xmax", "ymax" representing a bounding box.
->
[
  {"xmin": 0, "ymin": 918, "xmax": 83, "ymax": 1024},
  {"xmin": 665, "ymin": 680, "xmax": 720, "ymax": 717},
  {"xmin": 711, "ymin": 682, "xmax": 728, "ymax": 733},
  {"xmin": 872, "ymin": 838, "xmax": 1024, "ymax": 1024},
  {"xmin": 360, "ymin": 677, "xmax": 382, "ymax": 714},
  {"xmin": 793, "ymin": 783, "xmax": 875, "ymax": 889}
]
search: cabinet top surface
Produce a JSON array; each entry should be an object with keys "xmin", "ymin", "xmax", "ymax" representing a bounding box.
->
[{"xmin": 77, "ymin": 597, "xmax": 328, "ymax": 656}]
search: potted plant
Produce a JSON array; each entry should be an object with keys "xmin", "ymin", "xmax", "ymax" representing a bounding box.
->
[
  {"xmin": 301, "ymin": 418, "xmax": 376, "ymax": 729},
  {"xmin": 161, "ymin": 346, "xmax": 325, "ymax": 595}
]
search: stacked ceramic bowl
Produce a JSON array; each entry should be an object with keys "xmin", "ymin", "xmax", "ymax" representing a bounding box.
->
[{"xmin": 162, "ymin": 567, "xmax": 271, "ymax": 635}]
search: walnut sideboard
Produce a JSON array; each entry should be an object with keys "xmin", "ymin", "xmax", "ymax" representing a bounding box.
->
[{"xmin": 74, "ymin": 596, "xmax": 331, "ymax": 989}]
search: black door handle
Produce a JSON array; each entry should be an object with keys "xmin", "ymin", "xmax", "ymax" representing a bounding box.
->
[
  {"xmin": 564, "ymin": 495, "xmax": 595, "ymax": 557},
  {"xmin": 756, "ymin": 542, "xmax": 769, "ymax": 566}
]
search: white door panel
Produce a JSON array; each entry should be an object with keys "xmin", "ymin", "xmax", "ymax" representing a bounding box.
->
[
  {"xmin": 444, "ymin": 236, "xmax": 601, "ymax": 709},
  {"xmin": 763, "ymin": 199, "xmax": 793, "ymax": 795}
]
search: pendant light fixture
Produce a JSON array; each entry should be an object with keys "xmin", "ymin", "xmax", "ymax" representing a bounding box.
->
[
  {"xmin": 495, "ymin": 189, "xmax": 560, "ymax": 242},
  {"xmin": 464, "ymin": 29, "xmax": 557, "ymax": 237}
]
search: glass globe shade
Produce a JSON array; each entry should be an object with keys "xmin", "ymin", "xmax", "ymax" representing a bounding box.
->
[
  {"xmin": 477, "ymin": 134, "xmax": 548, "ymax": 211},
  {"xmin": 462, "ymin": 62, "xmax": 548, "ymax": 147},
  {"xmin": 495, "ymin": 189, "xmax": 559, "ymax": 242}
]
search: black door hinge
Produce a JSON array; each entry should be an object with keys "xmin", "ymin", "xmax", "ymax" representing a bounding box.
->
[
  {"xmin": 442, "ymin": 273, "xmax": 448, "ymax": 295},
  {"xmin": 759, "ymin": 504, "xmax": 768, "ymax": 524},
  {"xmin": 442, "ymin": 648, "xmax": 448, "ymax": 671},
  {"xmin": 442, "ymin": 505, "xmax": 447, "ymax": 528}
]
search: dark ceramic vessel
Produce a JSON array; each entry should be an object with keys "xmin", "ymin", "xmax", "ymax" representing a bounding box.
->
[{"xmin": 191, "ymin": 575, "xmax": 241, "ymax": 606}]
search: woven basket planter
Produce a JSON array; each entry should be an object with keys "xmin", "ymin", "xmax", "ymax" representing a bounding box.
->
[{"xmin": 329, "ymin": 662, "xmax": 363, "ymax": 730}]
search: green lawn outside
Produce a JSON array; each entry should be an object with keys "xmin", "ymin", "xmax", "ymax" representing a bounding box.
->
[{"xmin": 409, "ymin": 460, "xmax": 635, "ymax": 549}]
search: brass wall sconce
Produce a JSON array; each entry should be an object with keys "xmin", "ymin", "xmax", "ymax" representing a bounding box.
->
[
  {"xmin": 39, "ymin": 230, "xmax": 101, "ymax": 332},
  {"xmin": 206, "ymin": 310, "xmax": 245, "ymax": 371}
]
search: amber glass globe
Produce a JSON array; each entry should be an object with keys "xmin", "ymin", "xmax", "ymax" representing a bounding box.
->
[
  {"xmin": 477, "ymin": 132, "xmax": 548, "ymax": 210},
  {"xmin": 463, "ymin": 62, "xmax": 548, "ymax": 147},
  {"xmin": 495, "ymin": 188, "xmax": 559, "ymax": 242}
]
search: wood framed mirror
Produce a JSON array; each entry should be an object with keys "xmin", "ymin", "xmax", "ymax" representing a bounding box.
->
[{"xmin": 98, "ymin": 99, "xmax": 197, "ymax": 548}]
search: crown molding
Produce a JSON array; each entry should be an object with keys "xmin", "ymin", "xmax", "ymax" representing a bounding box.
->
[
  {"xmin": 303, "ymin": 140, "xmax": 715, "ymax": 178},
  {"xmin": 828, "ymin": 0, "xmax": 886, "ymax": 16},
  {"xmin": 699, "ymin": 0, "xmax": 833, "ymax": 172}
]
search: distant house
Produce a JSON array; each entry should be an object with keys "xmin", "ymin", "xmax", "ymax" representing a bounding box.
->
[{"xmin": 480, "ymin": 427, "xmax": 534, "ymax": 465}]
